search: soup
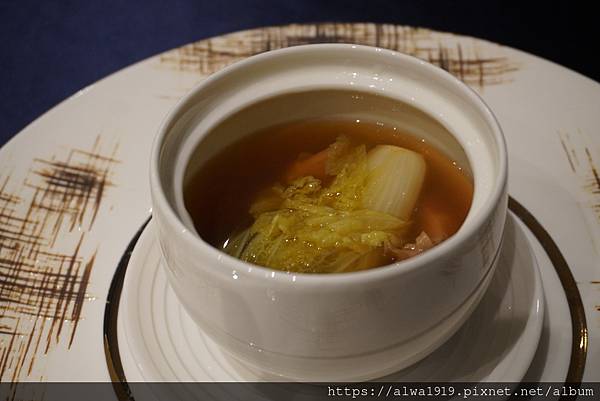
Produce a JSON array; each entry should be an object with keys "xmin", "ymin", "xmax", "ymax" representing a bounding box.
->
[{"xmin": 184, "ymin": 116, "xmax": 473, "ymax": 274}]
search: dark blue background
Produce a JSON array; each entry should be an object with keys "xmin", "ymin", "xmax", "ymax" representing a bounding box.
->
[{"xmin": 1, "ymin": 1, "xmax": 597, "ymax": 147}]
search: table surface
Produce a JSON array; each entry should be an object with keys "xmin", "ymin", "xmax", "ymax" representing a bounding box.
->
[{"xmin": 1, "ymin": 0, "xmax": 598, "ymax": 147}]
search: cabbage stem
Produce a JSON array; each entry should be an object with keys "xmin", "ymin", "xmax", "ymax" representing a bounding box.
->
[{"xmin": 363, "ymin": 145, "xmax": 426, "ymax": 220}]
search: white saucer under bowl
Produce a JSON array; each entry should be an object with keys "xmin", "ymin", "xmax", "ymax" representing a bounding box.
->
[{"xmin": 117, "ymin": 211, "xmax": 543, "ymax": 383}]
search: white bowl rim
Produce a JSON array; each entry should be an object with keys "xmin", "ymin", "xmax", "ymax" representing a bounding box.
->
[{"xmin": 149, "ymin": 43, "xmax": 508, "ymax": 285}]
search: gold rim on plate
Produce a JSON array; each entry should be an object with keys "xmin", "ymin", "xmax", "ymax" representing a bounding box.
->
[{"xmin": 103, "ymin": 196, "xmax": 587, "ymax": 398}]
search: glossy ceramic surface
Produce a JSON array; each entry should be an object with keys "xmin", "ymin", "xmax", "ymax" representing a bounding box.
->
[
  {"xmin": 118, "ymin": 212, "xmax": 543, "ymax": 384},
  {"xmin": 149, "ymin": 44, "xmax": 507, "ymax": 380}
]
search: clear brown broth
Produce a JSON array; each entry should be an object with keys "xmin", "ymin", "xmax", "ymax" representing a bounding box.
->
[{"xmin": 184, "ymin": 118, "xmax": 474, "ymax": 264}]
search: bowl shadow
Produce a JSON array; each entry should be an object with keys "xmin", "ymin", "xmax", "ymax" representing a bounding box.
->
[{"xmin": 377, "ymin": 213, "xmax": 540, "ymax": 382}]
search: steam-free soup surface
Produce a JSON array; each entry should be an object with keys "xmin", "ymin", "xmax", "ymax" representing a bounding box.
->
[{"xmin": 185, "ymin": 118, "xmax": 473, "ymax": 273}]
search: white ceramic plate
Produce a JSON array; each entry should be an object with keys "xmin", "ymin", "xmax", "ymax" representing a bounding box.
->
[
  {"xmin": 117, "ymin": 212, "xmax": 544, "ymax": 383},
  {"xmin": 0, "ymin": 23, "xmax": 593, "ymax": 386}
]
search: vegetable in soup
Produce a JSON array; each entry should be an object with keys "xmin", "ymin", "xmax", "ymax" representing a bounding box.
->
[{"xmin": 184, "ymin": 118, "xmax": 473, "ymax": 273}]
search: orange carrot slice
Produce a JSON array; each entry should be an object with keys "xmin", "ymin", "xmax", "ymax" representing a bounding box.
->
[
  {"xmin": 419, "ymin": 199, "xmax": 451, "ymax": 243},
  {"xmin": 283, "ymin": 148, "xmax": 329, "ymax": 183}
]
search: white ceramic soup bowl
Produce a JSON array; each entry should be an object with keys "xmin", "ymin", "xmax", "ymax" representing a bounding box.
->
[{"xmin": 150, "ymin": 44, "xmax": 507, "ymax": 381}]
